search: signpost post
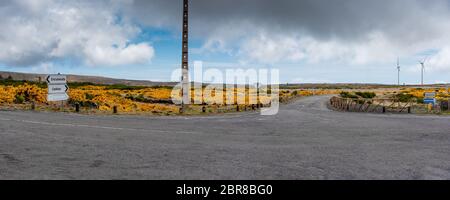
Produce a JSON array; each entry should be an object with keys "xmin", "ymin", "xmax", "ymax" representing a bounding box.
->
[{"xmin": 46, "ymin": 74, "xmax": 69, "ymax": 109}]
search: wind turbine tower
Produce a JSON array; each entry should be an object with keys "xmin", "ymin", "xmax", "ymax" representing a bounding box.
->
[
  {"xmin": 420, "ymin": 58, "xmax": 426, "ymax": 86},
  {"xmin": 397, "ymin": 57, "xmax": 401, "ymax": 86}
]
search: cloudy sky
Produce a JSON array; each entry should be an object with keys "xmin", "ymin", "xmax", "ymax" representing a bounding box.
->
[{"xmin": 1, "ymin": 0, "xmax": 450, "ymax": 84}]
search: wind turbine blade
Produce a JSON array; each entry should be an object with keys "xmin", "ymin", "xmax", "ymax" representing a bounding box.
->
[{"xmin": 422, "ymin": 56, "xmax": 429, "ymax": 64}]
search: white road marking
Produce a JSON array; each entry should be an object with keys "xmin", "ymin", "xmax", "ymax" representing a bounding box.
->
[{"xmin": 0, "ymin": 117, "xmax": 194, "ymax": 134}]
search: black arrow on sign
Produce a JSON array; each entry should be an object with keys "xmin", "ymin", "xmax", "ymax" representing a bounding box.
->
[
  {"xmin": 65, "ymin": 84, "xmax": 69, "ymax": 92},
  {"xmin": 46, "ymin": 76, "xmax": 50, "ymax": 83}
]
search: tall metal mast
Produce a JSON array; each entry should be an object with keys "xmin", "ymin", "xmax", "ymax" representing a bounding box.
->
[{"xmin": 181, "ymin": 0, "xmax": 190, "ymax": 111}]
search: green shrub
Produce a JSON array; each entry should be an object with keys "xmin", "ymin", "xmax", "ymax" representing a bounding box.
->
[
  {"xmin": 355, "ymin": 92, "xmax": 376, "ymax": 99},
  {"xmin": 85, "ymin": 93, "xmax": 95, "ymax": 100},
  {"xmin": 396, "ymin": 93, "xmax": 415, "ymax": 103},
  {"xmin": 416, "ymin": 97, "xmax": 424, "ymax": 104},
  {"xmin": 68, "ymin": 82, "xmax": 97, "ymax": 88},
  {"xmin": 69, "ymin": 99, "xmax": 98, "ymax": 108},
  {"xmin": 125, "ymin": 94, "xmax": 153, "ymax": 103},
  {"xmin": 15, "ymin": 95, "xmax": 25, "ymax": 104},
  {"xmin": 134, "ymin": 94, "xmax": 147, "ymax": 102},
  {"xmin": 0, "ymin": 79, "xmax": 46, "ymax": 88},
  {"xmin": 150, "ymin": 85, "xmax": 174, "ymax": 90},
  {"xmin": 340, "ymin": 92, "xmax": 358, "ymax": 99}
]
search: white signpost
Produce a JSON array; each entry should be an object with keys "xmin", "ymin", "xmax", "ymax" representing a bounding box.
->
[
  {"xmin": 46, "ymin": 74, "xmax": 67, "ymax": 85},
  {"xmin": 47, "ymin": 74, "xmax": 69, "ymax": 102},
  {"xmin": 48, "ymin": 84, "xmax": 69, "ymax": 94},
  {"xmin": 424, "ymin": 92, "xmax": 437, "ymax": 106},
  {"xmin": 424, "ymin": 92, "xmax": 436, "ymax": 99},
  {"xmin": 47, "ymin": 93, "xmax": 69, "ymax": 102}
]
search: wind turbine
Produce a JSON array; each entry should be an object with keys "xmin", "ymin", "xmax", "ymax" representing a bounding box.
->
[
  {"xmin": 397, "ymin": 57, "xmax": 401, "ymax": 86},
  {"xmin": 419, "ymin": 57, "xmax": 427, "ymax": 86}
]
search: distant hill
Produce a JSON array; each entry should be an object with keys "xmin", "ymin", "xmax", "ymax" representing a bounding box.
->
[
  {"xmin": 280, "ymin": 83, "xmax": 450, "ymax": 89},
  {"xmin": 1, "ymin": 71, "xmax": 448, "ymax": 88},
  {"xmin": 0, "ymin": 71, "xmax": 177, "ymax": 86}
]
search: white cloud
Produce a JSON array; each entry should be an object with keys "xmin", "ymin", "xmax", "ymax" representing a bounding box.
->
[
  {"xmin": 239, "ymin": 33, "xmax": 306, "ymax": 64},
  {"xmin": 214, "ymin": 26, "xmax": 450, "ymax": 74},
  {"xmin": 426, "ymin": 47, "xmax": 450, "ymax": 72},
  {"xmin": 404, "ymin": 47, "xmax": 450, "ymax": 73},
  {"xmin": 0, "ymin": 0, "xmax": 154, "ymax": 67},
  {"xmin": 31, "ymin": 62, "xmax": 55, "ymax": 74},
  {"xmin": 167, "ymin": 0, "xmax": 450, "ymax": 70},
  {"xmin": 290, "ymin": 77, "xmax": 331, "ymax": 84},
  {"xmin": 2, "ymin": 0, "xmax": 450, "ymax": 77},
  {"xmin": 84, "ymin": 43, "xmax": 154, "ymax": 66},
  {"xmin": 237, "ymin": 31, "xmax": 403, "ymax": 65}
]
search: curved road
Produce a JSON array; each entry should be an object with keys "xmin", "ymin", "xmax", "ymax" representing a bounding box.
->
[{"xmin": 1, "ymin": 96, "xmax": 449, "ymax": 180}]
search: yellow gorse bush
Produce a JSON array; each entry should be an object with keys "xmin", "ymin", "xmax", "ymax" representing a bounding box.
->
[
  {"xmin": 0, "ymin": 84, "xmax": 47, "ymax": 104},
  {"xmin": 0, "ymin": 86, "xmax": 17, "ymax": 104},
  {"xmin": 0, "ymin": 84, "xmax": 350, "ymax": 113},
  {"xmin": 67, "ymin": 86, "xmax": 178, "ymax": 113},
  {"xmin": 0, "ymin": 84, "xmax": 178, "ymax": 114},
  {"xmin": 403, "ymin": 88, "xmax": 450, "ymax": 100}
]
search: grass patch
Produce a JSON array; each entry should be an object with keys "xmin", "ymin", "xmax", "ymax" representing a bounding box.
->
[
  {"xmin": 340, "ymin": 92, "xmax": 359, "ymax": 99},
  {"xmin": 395, "ymin": 93, "xmax": 416, "ymax": 103},
  {"xmin": 0, "ymin": 79, "xmax": 46, "ymax": 88},
  {"xmin": 355, "ymin": 92, "xmax": 376, "ymax": 99},
  {"xmin": 340, "ymin": 91, "xmax": 376, "ymax": 99}
]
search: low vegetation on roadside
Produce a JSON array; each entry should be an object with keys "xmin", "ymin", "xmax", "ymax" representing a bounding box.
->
[
  {"xmin": 340, "ymin": 91, "xmax": 376, "ymax": 99},
  {"xmin": 0, "ymin": 77, "xmax": 179, "ymax": 114},
  {"xmin": 3, "ymin": 75, "xmax": 448, "ymax": 115},
  {"xmin": 334, "ymin": 87, "xmax": 450, "ymax": 114},
  {"xmin": 0, "ymin": 76, "xmax": 345, "ymax": 115}
]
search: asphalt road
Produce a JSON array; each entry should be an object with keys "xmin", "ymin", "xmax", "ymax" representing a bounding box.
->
[{"xmin": 1, "ymin": 96, "xmax": 449, "ymax": 180}]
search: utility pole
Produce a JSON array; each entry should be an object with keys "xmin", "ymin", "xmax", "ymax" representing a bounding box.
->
[{"xmin": 181, "ymin": 0, "xmax": 190, "ymax": 112}]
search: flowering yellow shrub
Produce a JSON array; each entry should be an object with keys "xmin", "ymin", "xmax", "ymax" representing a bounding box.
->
[
  {"xmin": 16, "ymin": 84, "xmax": 47, "ymax": 103},
  {"xmin": 402, "ymin": 88, "xmax": 450, "ymax": 100},
  {"xmin": 0, "ymin": 84, "xmax": 346, "ymax": 114},
  {"xmin": 63, "ymin": 85, "xmax": 179, "ymax": 114},
  {"xmin": 138, "ymin": 103, "xmax": 179, "ymax": 113},
  {"xmin": 0, "ymin": 86, "xmax": 17, "ymax": 104},
  {"xmin": 0, "ymin": 84, "xmax": 46, "ymax": 104},
  {"xmin": 142, "ymin": 88, "xmax": 172, "ymax": 99}
]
